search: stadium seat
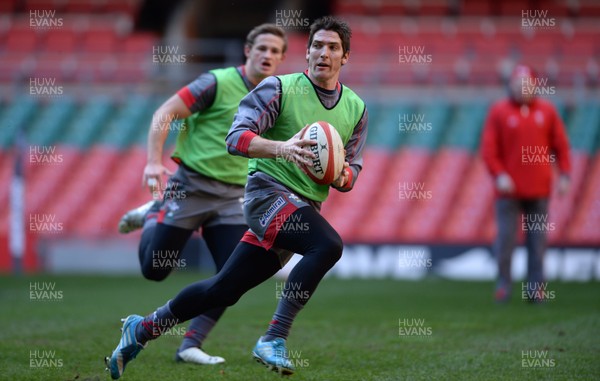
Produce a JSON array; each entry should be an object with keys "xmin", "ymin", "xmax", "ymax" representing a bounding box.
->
[
  {"xmin": 566, "ymin": 153, "xmax": 600, "ymax": 244},
  {"xmin": 4, "ymin": 25, "xmax": 39, "ymax": 53},
  {"xmin": 81, "ymin": 30, "xmax": 117, "ymax": 53},
  {"xmin": 324, "ymin": 149, "xmax": 394, "ymax": 242},
  {"xmin": 45, "ymin": 147, "xmax": 120, "ymax": 232},
  {"xmin": 354, "ymin": 148, "xmax": 432, "ymax": 243},
  {"xmin": 579, "ymin": 2, "xmax": 600, "ymax": 17},
  {"xmin": 73, "ymin": 53, "xmax": 121, "ymax": 82},
  {"xmin": 0, "ymin": 52, "xmax": 30, "ymax": 82},
  {"xmin": 73, "ymin": 147, "xmax": 147, "ymax": 237},
  {"xmin": 30, "ymin": 52, "xmax": 75, "ymax": 81},
  {"xmin": 60, "ymin": 96, "xmax": 114, "ymax": 148},
  {"xmin": 547, "ymin": 152, "xmax": 589, "ymax": 245},
  {"xmin": 0, "ymin": 0, "xmax": 17, "ymax": 13},
  {"xmin": 566, "ymin": 102, "xmax": 600, "ymax": 153},
  {"xmin": 123, "ymin": 33, "xmax": 157, "ymax": 54},
  {"xmin": 397, "ymin": 148, "xmax": 470, "ymax": 242},
  {"xmin": 26, "ymin": 97, "xmax": 76, "ymax": 146},
  {"xmin": 97, "ymin": 95, "xmax": 153, "ymax": 148},
  {"xmin": 0, "ymin": 150, "xmax": 14, "ymax": 224},
  {"xmin": 111, "ymin": 53, "xmax": 153, "ymax": 83},
  {"xmin": 367, "ymin": 103, "xmax": 413, "ymax": 149},
  {"xmin": 0, "ymin": 96, "xmax": 37, "ymax": 149},
  {"xmin": 26, "ymin": 147, "xmax": 82, "ymax": 214},
  {"xmin": 104, "ymin": 0, "xmax": 141, "ymax": 16},
  {"xmin": 402, "ymin": 100, "xmax": 450, "ymax": 150},
  {"xmin": 460, "ymin": 0, "xmax": 493, "ymax": 16},
  {"xmin": 43, "ymin": 29, "xmax": 79, "ymax": 53},
  {"xmin": 442, "ymin": 101, "xmax": 488, "ymax": 151},
  {"xmin": 64, "ymin": 0, "xmax": 104, "ymax": 13},
  {"xmin": 441, "ymin": 155, "xmax": 494, "ymax": 243},
  {"xmin": 24, "ymin": 0, "xmax": 64, "ymax": 11}
]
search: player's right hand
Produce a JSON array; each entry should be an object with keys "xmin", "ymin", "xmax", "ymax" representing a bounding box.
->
[
  {"xmin": 142, "ymin": 163, "xmax": 173, "ymax": 194},
  {"xmin": 496, "ymin": 173, "xmax": 515, "ymax": 194},
  {"xmin": 279, "ymin": 124, "xmax": 317, "ymax": 168}
]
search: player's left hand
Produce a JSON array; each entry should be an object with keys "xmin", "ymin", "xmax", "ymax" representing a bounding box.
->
[{"xmin": 332, "ymin": 162, "xmax": 350, "ymax": 188}]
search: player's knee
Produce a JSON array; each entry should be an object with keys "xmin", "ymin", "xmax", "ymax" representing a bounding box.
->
[
  {"xmin": 141, "ymin": 267, "xmax": 170, "ymax": 282},
  {"xmin": 220, "ymin": 292, "xmax": 243, "ymax": 307},
  {"xmin": 317, "ymin": 233, "xmax": 343, "ymax": 266},
  {"xmin": 211, "ymin": 286, "xmax": 243, "ymax": 307}
]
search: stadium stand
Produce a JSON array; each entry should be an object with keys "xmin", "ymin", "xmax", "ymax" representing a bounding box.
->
[{"xmin": 0, "ymin": 0, "xmax": 599, "ymax": 267}]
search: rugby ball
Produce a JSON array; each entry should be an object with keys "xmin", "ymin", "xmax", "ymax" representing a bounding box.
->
[{"xmin": 301, "ymin": 121, "xmax": 345, "ymax": 185}]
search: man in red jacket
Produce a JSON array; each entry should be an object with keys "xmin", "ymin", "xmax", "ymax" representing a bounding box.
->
[{"xmin": 481, "ymin": 64, "xmax": 571, "ymax": 302}]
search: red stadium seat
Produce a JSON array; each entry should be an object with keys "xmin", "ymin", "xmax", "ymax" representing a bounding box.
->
[
  {"xmin": 441, "ymin": 156, "xmax": 495, "ymax": 244},
  {"xmin": 73, "ymin": 147, "xmax": 147, "ymax": 237},
  {"xmin": 397, "ymin": 148, "xmax": 470, "ymax": 242},
  {"xmin": 0, "ymin": 52, "xmax": 33, "ymax": 82},
  {"xmin": 72, "ymin": 53, "xmax": 119, "ymax": 82},
  {"xmin": 548, "ymin": 152, "xmax": 589, "ymax": 245},
  {"xmin": 64, "ymin": 0, "xmax": 104, "ymax": 13},
  {"xmin": 81, "ymin": 31, "xmax": 117, "ymax": 53},
  {"xmin": 0, "ymin": 151, "xmax": 15, "ymax": 228},
  {"xmin": 45, "ymin": 147, "xmax": 120, "ymax": 233},
  {"xmin": 353, "ymin": 148, "xmax": 432, "ymax": 243},
  {"xmin": 566, "ymin": 153, "xmax": 600, "ymax": 244},
  {"xmin": 104, "ymin": 0, "xmax": 141, "ymax": 16},
  {"xmin": 460, "ymin": 0, "xmax": 493, "ymax": 16},
  {"xmin": 4, "ymin": 26, "xmax": 39, "ymax": 53},
  {"xmin": 26, "ymin": 147, "xmax": 81, "ymax": 215},
  {"xmin": 0, "ymin": 0, "xmax": 17, "ymax": 13},
  {"xmin": 499, "ymin": 1, "xmax": 528, "ymax": 17},
  {"xmin": 122, "ymin": 33, "xmax": 157, "ymax": 54},
  {"xmin": 111, "ymin": 53, "xmax": 151, "ymax": 83},
  {"xmin": 578, "ymin": 2, "xmax": 600, "ymax": 17},
  {"xmin": 43, "ymin": 29, "xmax": 79, "ymax": 53},
  {"xmin": 25, "ymin": 0, "xmax": 64, "ymax": 11},
  {"xmin": 322, "ymin": 149, "xmax": 393, "ymax": 241}
]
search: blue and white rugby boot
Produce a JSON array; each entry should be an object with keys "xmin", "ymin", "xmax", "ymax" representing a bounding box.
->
[{"xmin": 252, "ymin": 337, "xmax": 295, "ymax": 375}]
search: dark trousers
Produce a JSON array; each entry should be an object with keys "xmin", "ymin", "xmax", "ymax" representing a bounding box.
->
[{"xmin": 494, "ymin": 198, "xmax": 549, "ymax": 290}]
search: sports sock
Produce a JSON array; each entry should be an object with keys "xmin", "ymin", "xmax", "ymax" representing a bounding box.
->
[
  {"xmin": 135, "ymin": 301, "xmax": 179, "ymax": 345},
  {"xmin": 263, "ymin": 297, "xmax": 304, "ymax": 341},
  {"xmin": 178, "ymin": 315, "xmax": 217, "ymax": 352}
]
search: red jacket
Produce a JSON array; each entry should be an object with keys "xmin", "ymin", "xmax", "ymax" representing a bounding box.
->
[{"xmin": 481, "ymin": 98, "xmax": 571, "ymax": 199}]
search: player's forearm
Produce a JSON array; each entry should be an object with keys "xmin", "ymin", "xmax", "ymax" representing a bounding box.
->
[
  {"xmin": 147, "ymin": 95, "xmax": 191, "ymax": 164},
  {"xmin": 336, "ymin": 108, "xmax": 368, "ymax": 191},
  {"xmin": 146, "ymin": 111, "xmax": 172, "ymax": 165},
  {"xmin": 246, "ymin": 134, "xmax": 281, "ymax": 158},
  {"xmin": 226, "ymin": 77, "xmax": 282, "ymax": 158}
]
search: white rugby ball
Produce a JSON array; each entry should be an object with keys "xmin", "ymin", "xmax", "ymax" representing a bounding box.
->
[{"xmin": 301, "ymin": 121, "xmax": 345, "ymax": 185}]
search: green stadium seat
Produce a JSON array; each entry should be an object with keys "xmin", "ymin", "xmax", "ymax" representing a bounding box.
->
[
  {"xmin": 61, "ymin": 95, "xmax": 113, "ymax": 148},
  {"xmin": 98, "ymin": 95, "xmax": 152, "ymax": 148},
  {"xmin": 567, "ymin": 102, "xmax": 600, "ymax": 153},
  {"xmin": 130, "ymin": 96, "xmax": 166, "ymax": 147},
  {"xmin": 404, "ymin": 100, "xmax": 450, "ymax": 150},
  {"xmin": 0, "ymin": 97, "xmax": 38, "ymax": 149},
  {"xmin": 443, "ymin": 101, "xmax": 488, "ymax": 151},
  {"xmin": 553, "ymin": 99, "xmax": 568, "ymax": 121},
  {"xmin": 367, "ymin": 101, "xmax": 414, "ymax": 149},
  {"xmin": 27, "ymin": 97, "xmax": 76, "ymax": 146}
]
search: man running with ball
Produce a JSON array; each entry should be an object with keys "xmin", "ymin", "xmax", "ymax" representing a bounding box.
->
[
  {"xmin": 116, "ymin": 23, "xmax": 287, "ymax": 365},
  {"xmin": 106, "ymin": 16, "xmax": 368, "ymax": 379}
]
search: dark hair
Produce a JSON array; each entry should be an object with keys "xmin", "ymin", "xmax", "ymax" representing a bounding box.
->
[
  {"xmin": 245, "ymin": 23, "xmax": 288, "ymax": 53},
  {"xmin": 308, "ymin": 16, "xmax": 352, "ymax": 54}
]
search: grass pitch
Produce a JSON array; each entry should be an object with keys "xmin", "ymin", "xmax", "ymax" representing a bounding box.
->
[{"xmin": 1, "ymin": 273, "xmax": 599, "ymax": 381}]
